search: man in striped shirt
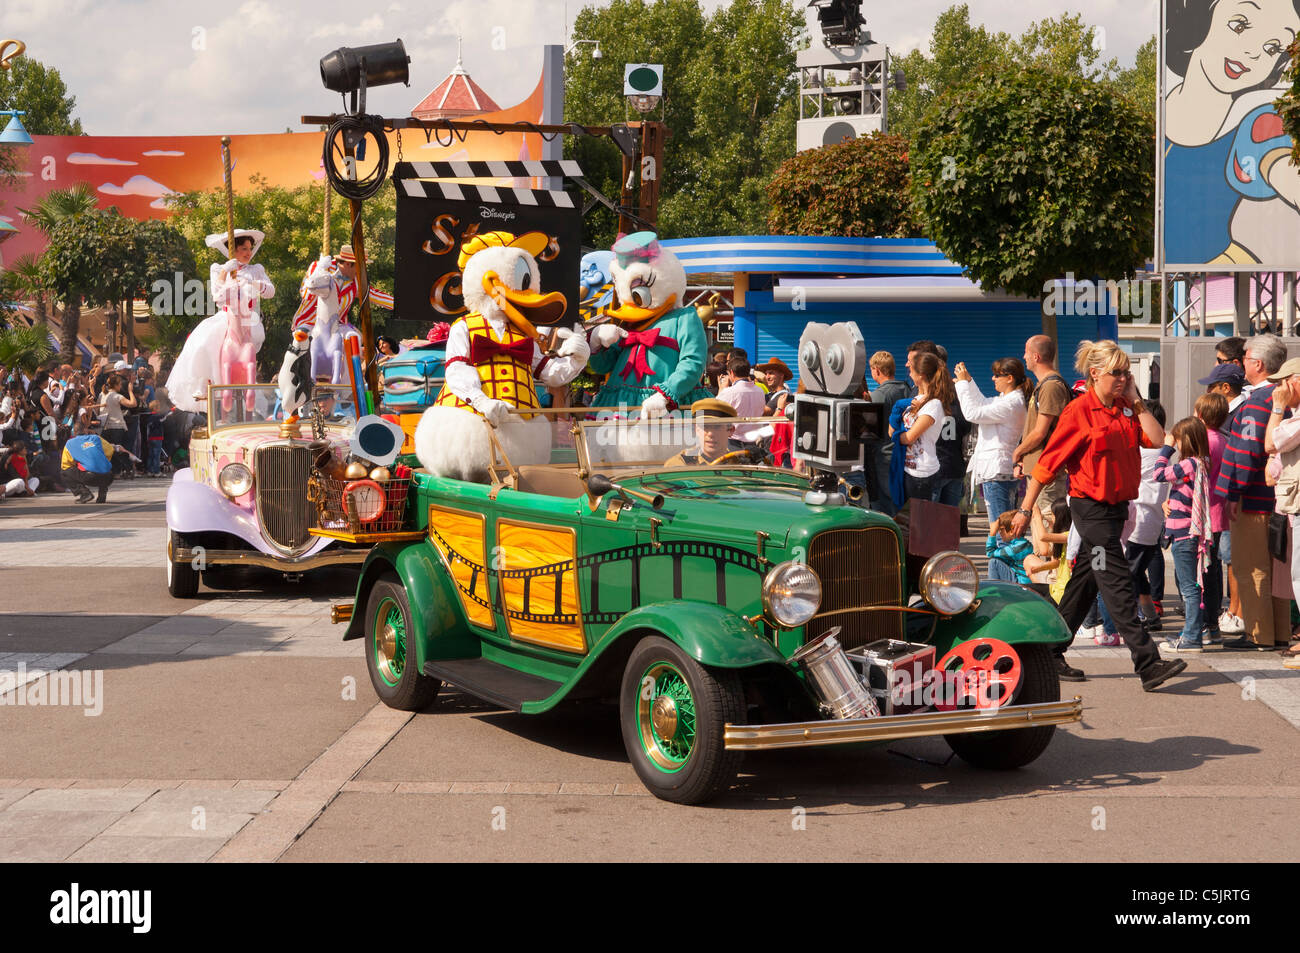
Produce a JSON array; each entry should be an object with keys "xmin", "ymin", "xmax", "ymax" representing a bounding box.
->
[{"xmin": 1214, "ymin": 334, "xmax": 1290, "ymax": 649}]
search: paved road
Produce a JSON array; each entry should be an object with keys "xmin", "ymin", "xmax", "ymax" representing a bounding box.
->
[{"xmin": 1, "ymin": 483, "xmax": 1297, "ymax": 861}]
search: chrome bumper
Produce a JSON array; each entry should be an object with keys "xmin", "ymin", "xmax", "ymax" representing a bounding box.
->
[
  {"xmin": 723, "ymin": 697, "xmax": 1082, "ymax": 751},
  {"xmin": 173, "ymin": 546, "xmax": 367, "ymax": 572}
]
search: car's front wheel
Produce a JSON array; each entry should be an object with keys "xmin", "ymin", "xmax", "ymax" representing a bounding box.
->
[
  {"xmin": 364, "ymin": 574, "xmax": 440, "ymax": 711},
  {"xmin": 944, "ymin": 643, "xmax": 1059, "ymax": 769},
  {"xmin": 167, "ymin": 531, "xmax": 200, "ymax": 598},
  {"xmin": 619, "ymin": 635, "xmax": 745, "ymax": 804}
]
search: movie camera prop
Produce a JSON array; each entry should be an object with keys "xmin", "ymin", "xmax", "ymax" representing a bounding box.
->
[{"xmin": 791, "ymin": 322, "xmax": 883, "ymax": 504}]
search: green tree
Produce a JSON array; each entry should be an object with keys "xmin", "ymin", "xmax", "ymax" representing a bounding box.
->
[
  {"xmin": 0, "ymin": 324, "xmax": 53, "ymax": 375},
  {"xmin": 1112, "ymin": 36, "xmax": 1158, "ymax": 117},
  {"xmin": 564, "ymin": 0, "xmax": 804, "ymax": 244},
  {"xmin": 20, "ymin": 183, "xmax": 99, "ymax": 360},
  {"xmin": 888, "ymin": 6, "xmax": 1149, "ymax": 138},
  {"xmin": 1279, "ymin": 39, "xmax": 1300, "ymax": 164},
  {"xmin": 886, "ymin": 5, "xmax": 1011, "ymax": 142},
  {"xmin": 163, "ymin": 179, "xmax": 397, "ymax": 374},
  {"xmin": 2, "ymin": 253, "xmax": 51, "ymax": 325},
  {"xmin": 0, "ymin": 55, "xmax": 84, "ymax": 135},
  {"xmin": 910, "ymin": 67, "xmax": 1153, "ymax": 312},
  {"xmin": 767, "ymin": 132, "xmax": 917, "ymax": 236}
]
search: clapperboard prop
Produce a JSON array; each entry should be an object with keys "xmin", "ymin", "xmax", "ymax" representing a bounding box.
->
[{"xmin": 394, "ymin": 159, "xmax": 584, "ymax": 327}]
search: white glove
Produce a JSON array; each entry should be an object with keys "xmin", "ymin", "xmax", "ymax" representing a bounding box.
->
[
  {"xmin": 592, "ymin": 323, "xmax": 626, "ymax": 351},
  {"xmin": 471, "ymin": 394, "xmax": 511, "ymax": 427},
  {"xmin": 555, "ymin": 323, "xmax": 591, "ymax": 362},
  {"xmin": 221, "ymin": 260, "xmax": 240, "ymax": 275},
  {"xmin": 640, "ymin": 391, "xmax": 670, "ymax": 419}
]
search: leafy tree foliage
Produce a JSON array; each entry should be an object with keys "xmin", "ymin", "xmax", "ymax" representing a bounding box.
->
[
  {"xmin": 0, "ymin": 55, "xmax": 84, "ymax": 135},
  {"xmin": 164, "ymin": 179, "xmax": 397, "ymax": 373},
  {"xmin": 0, "ymin": 325, "xmax": 53, "ymax": 374},
  {"xmin": 767, "ymin": 132, "xmax": 916, "ymax": 236},
  {"xmin": 888, "ymin": 6, "xmax": 1152, "ymax": 139},
  {"xmin": 564, "ymin": 0, "xmax": 803, "ymax": 245},
  {"xmin": 909, "ymin": 66, "xmax": 1154, "ymax": 299},
  {"xmin": 1280, "ymin": 39, "xmax": 1300, "ymax": 165},
  {"xmin": 19, "ymin": 184, "xmax": 99, "ymax": 360}
]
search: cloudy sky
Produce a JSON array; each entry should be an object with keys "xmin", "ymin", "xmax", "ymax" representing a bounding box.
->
[{"xmin": 3, "ymin": 0, "xmax": 1160, "ymax": 136}]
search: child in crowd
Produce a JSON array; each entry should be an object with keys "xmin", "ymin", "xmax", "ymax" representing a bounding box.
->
[
  {"xmin": 986, "ymin": 510, "xmax": 1034, "ymax": 584},
  {"xmin": 145, "ymin": 400, "xmax": 165, "ymax": 476},
  {"xmin": 1194, "ymin": 392, "xmax": 1231, "ymax": 643},
  {"xmin": 1127, "ymin": 422, "xmax": 1170, "ymax": 630},
  {"xmin": 1025, "ymin": 498, "xmax": 1070, "ymax": 601},
  {"xmin": 1153, "ymin": 417, "xmax": 1218, "ymax": 652}
]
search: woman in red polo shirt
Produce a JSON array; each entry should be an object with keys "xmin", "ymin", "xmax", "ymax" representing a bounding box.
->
[{"xmin": 1013, "ymin": 340, "xmax": 1188, "ymax": 693}]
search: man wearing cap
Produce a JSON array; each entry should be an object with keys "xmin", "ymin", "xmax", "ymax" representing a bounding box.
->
[
  {"xmin": 1215, "ymin": 334, "xmax": 1291, "ymax": 649},
  {"xmin": 666, "ymin": 399, "xmax": 756, "ymax": 466},
  {"xmin": 290, "ymin": 243, "xmax": 394, "ymax": 333},
  {"xmin": 1199, "ymin": 362, "xmax": 1246, "ymax": 413}
]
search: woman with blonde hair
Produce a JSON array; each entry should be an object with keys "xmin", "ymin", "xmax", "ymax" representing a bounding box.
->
[{"xmin": 1013, "ymin": 340, "xmax": 1187, "ymax": 692}]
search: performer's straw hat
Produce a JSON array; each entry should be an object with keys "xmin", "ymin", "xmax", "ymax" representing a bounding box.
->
[
  {"xmin": 205, "ymin": 228, "xmax": 265, "ymax": 259},
  {"xmin": 336, "ymin": 244, "xmax": 356, "ymax": 264}
]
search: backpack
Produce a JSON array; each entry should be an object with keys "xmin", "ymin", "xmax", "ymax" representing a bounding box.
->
[{"xmin": 1032, "ymin": 373, "xmax": 1075, "ymax": 440}]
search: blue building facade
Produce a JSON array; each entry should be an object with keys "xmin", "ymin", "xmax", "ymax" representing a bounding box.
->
[{"xmin": 661, "ymin": 236, "xmax": 1115, "ymax": 391}]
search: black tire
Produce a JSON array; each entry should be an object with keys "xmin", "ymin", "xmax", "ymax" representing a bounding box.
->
[
  {"xmin": 944, "ymin": 642, "xmax": 1059, "ymax": 769},
  {"xmin": 364, "ymin": 574, "xmax": 441, "ymax": 711},
  {"xmin": 167, "ymin": 531, "xmax": 201, "ymax": 598},
  {"xmin": 619, "ymin": 635, "xmax": 745, "ymax": 805}
]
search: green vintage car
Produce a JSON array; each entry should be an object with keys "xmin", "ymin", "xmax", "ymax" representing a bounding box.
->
[{"xmin": 336, "ymin": 414, "xmax": 1081, "ymax": 803}]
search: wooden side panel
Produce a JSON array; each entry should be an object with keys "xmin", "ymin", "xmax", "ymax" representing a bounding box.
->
[{"xmin": 497, "ymin": 519, "xmax": 586, "ymax": 654}]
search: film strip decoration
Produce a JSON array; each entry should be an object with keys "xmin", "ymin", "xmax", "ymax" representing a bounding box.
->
[
  {"xmin": 428, "ymin": 526, "xmax": 767, "ymax": 630},
  {"xmin": 392, "ymin": 159, "xmax": 582, "ymax": 209}
]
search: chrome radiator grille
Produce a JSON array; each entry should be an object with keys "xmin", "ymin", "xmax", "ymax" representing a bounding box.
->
[
  {"xmin": 255, "ymin": 444, "xmax": 313, "ymax": 553},
  {"xmin": 806, "ymin": 527, "xmax": 905, "ymax": 650}
]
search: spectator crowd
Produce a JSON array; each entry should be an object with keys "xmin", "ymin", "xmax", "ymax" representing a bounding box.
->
[
  {"xmin": 1, "ymin": 348, "xmax": 194, "ymax": 506},
  {"xmin": 698, "ymin": 332, "xmax": 1300, "ymax": 683}
]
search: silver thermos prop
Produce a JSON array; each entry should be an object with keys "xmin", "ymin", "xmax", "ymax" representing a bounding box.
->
[{"xmin": 789, "ymin": 627, "xmax": 880, "ymax": 720}]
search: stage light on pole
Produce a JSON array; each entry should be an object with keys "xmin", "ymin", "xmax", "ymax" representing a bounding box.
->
[
  {"xmin": 320, "ymin": 40, "xmax": 410, "ymax": 115},
  {"xmin": 624, "ymin": 63, "xmax": 662, "ymax": 114}
]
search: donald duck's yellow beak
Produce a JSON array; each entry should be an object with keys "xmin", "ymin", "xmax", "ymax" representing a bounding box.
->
[{"xmin": 482, "ymin": 271, "xmax": 568, "ymax": 341}]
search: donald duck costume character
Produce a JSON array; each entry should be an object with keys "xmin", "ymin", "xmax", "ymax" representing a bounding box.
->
[
  {"xmin": 588, "ymin": 232, "xmax": 711, "ymax": 417},
  {"xmin": 414, "ymin": 231, "xmax": 590, "ymax": 482}
]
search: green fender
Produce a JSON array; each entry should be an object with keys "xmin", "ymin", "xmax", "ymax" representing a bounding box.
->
[
  {"xmin": 342, "ymin": 542, "xmax": 480, "ymax": 670},
  {"xmin": 929, "ymin": 581, "xmax": 1072, "ymax": 657},
  {"xmin": 595, "ymin": 600, "xmax": 789, "ymax": 669}
]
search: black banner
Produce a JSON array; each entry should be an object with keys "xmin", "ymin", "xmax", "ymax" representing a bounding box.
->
[{"xmin": 395, "ymin": 193, "xmax": 582, "ymax": 327}]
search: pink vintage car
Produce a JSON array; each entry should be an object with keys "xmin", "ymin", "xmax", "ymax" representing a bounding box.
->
[{"xmin": 165, "ymin": 384, "xmax": 371, "ymax": 597}]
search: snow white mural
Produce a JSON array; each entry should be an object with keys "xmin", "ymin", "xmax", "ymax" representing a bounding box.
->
[{"xmin": 1162, "ymin": 0, "xmax": 1300, "ymax": 267}]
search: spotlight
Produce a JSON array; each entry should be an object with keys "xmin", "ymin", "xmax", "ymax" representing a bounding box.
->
[
  {"xmin": 808, "ymin": 0, "xmax": 866, "ymax": 48},
  {"xmin": 320, "ymin": 39, "xmax": 410, "ymax": 114}
]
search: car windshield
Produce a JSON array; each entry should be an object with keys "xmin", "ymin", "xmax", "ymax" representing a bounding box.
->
[
  {"xmin": 576, "ymin": 413, "xmax": 783, "ymax": 469},
  {"xmin": 207, "ymin": 385, "xmax": 357, "ymax": 430}
]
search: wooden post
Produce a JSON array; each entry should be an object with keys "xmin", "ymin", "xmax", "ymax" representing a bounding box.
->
[
  {"xmin": 617, "ymin": 142, "xmax": 639, "ymax": 236},
  {"xmin": 349, "ymin": 198, "xmax": 377, "ymax": 404},
  {"xmin": 220, "ymin": 137, "xmax": 235, "ymax": 257},
  {"xmin": 322, "ymin": 184, "xmax": 331, "ymax": 256},
  {"xmin": 638, "ymin": 121, "xmax": 665, "ymax": 229}
]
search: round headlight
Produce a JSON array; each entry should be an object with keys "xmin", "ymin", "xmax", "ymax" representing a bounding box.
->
[
  {"xmin": 762, "ymin": 561, "xmax": 822, "ymax": 628},
  {"xmin": 920, "ymin": 551, "xmax": 978, "ymax": 615},
  {"xmin": 218, "ymin": 462, "xmax": 253, "ymax": 498}
]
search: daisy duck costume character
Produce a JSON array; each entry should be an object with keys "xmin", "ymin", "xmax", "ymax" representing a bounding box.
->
[
  {"xmin": 414, "ymin": 231, "xmax": 590, "ymax": 482},
  {"xmin": 166, "ymin": 228, "xmax": 274, "ymax": 413},
  {"xmin": 587, "ymin": 232, "xmax": 710, "ymax": 417}
]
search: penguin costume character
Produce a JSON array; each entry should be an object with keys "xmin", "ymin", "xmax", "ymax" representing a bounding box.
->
[
  {"xmin": 414, "ymin": 231, "xmax": 590, "ymax": 482},
  {"xmin": 588, "ymin": 232, "xmax": 711, "ymax": 417},
  {"xmin": 277, "ymin": 329, "xmax": 313, "ymax": 420}
]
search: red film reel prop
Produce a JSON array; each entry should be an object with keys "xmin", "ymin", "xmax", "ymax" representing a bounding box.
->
[{"xmin": 934, "ymin": 638, "xmax": 1022, "ymax": 711}]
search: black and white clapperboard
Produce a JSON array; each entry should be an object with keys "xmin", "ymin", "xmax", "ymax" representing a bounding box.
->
[{"xmin": 394, "ymin": 159, "xmax": 584, "ymax": 326}]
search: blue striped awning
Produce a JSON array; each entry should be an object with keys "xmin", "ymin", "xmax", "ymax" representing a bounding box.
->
[{"xmin": 659, "ymin": 236, "xmax": 966, "ymax": 277}]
